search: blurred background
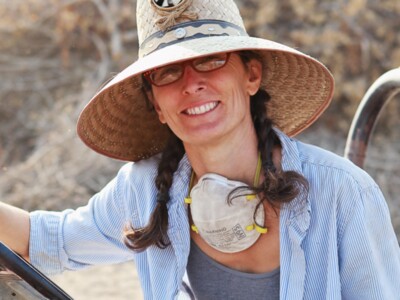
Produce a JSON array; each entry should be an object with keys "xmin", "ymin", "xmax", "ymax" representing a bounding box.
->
[{"xmin": 0, "ymin": 0, "xmax": 399, "ymax": 299}]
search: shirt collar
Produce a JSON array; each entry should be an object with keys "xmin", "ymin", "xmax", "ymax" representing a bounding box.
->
[{"xmin": 168, "ymin": 128, "xmax": 311, "ymax": 219}]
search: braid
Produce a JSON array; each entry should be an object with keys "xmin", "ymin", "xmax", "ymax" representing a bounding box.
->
[
  {"xmin": 251, "ymin": 89, "xmax": 308, "ymax": 206},
  {"xmin": 124, "ymin": 133, "xmax": 184, "ymax": 251},
  {"xmin": 228, "ymin": 51, "xmax": 308, "ymax": 213},
  {"xmin": 126, "ymin": 51, "xmax": 307, "ymax": 251},
  {"xmin": 251, "ymin": 90, "xmax": 276, "ymax": 172}
]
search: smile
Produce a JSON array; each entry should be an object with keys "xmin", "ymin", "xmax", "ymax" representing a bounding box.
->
[{"xmin": 185, "ymin": 101, "xmax": 219, "ymax": 115}]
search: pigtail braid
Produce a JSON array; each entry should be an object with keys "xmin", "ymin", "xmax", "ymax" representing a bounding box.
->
[
  {"xmin": 124, "ymin": 133, "xmax": 184, "ymax": 251},
  {"xmin": 250, "ymin": 89, "xmax": 308, "ymax": 206},
  {"xmin": 237, "ymin": 50, "xmax": 308, "ymax": 207}
]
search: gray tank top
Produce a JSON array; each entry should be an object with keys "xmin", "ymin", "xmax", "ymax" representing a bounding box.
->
[{"xmin": 187, "ymin": 241, "xmax": 280, "ymax": 299}]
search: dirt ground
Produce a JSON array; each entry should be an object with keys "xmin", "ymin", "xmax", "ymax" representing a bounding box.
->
[{"xmin": 51, "ymin": 262, "xmax": 143, "ymax": 300}]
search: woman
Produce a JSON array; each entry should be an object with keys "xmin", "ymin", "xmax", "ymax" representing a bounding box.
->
[{"xmin": 1, "ymin": 0, "xmax": 399, "ymax": 299}]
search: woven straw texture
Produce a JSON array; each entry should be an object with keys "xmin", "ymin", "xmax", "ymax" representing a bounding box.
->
[
  {"xmin": 77, "ymin": 0, "xmax": 334, "ymax": 161},
  {"xmin": 137, "ymin": 0, "xmax": 245, "ymax": 45}
]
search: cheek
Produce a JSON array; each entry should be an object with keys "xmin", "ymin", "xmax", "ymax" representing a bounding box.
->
[
  {"xmin": 222, "ymin": 64, "xmax": 251, "ymax": 91},
  {"xmin": 152, "ymin": 89, "xmax": 182, "ymax": 125},
  {"xmin": 229, "ymin": 73, "xmax": 252, "ymax": 98},
  {"xmin": 150, "ymin": 91, "xmax": 167, "ymax": 123},
  {"xmin": 233, "ymin": 86, "xmax": 251, "ymax": 108},
  {"xmin": 152, "ymin": 87, "xmax": 177, "ymax": 108}
]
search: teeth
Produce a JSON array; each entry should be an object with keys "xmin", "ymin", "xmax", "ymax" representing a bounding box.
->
[{"xmin": 186, "ymin": 102, "xmax": 218, "ymax": 115}]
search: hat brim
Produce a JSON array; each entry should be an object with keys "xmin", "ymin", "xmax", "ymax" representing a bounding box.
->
[{"xmin": 77, "ymin": 35, "xmax": 334, "ymax": 161}]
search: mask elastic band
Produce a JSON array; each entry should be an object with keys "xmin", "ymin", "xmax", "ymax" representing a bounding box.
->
[
  {"xmin": 255, "ymin": 224, "xmax": 268, "ymax": 234},
  {"xmin": 191, "ymin": 225, "xmax": 199, "ymax": 234},
  {"xmin": 253, "ymin": 152, "xmax": 262, "ymax": 186},
  {"xmin": 245, "ymin": 223, "xmax": 268, "ymax": 234},
  {"xmin": 185, "ymin": 152, "xmax": 266, "ymax": 235}
]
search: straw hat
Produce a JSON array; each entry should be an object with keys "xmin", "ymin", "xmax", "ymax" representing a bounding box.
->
[{"xmin": 77, "ymin": 0, "xmax": 335, "ymax": 161}]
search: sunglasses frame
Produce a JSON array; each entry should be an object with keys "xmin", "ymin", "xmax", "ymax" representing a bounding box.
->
[{"xmin": 143, "ymin": 52, "xmax": 232, "ymax": 87}]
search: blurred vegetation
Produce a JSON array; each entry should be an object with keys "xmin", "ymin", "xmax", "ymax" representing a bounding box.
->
[
  {"xmin": 0, "ymin": 0, "xmax": 399, "ymax": 211},
  {"xmin": 239, "ymin": 0, "xmax": 400, "ymax": 132}
]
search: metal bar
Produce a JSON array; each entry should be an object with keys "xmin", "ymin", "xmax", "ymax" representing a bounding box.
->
[{"xmin": 344, "ymin": 68, "xmax": 400, "ymax": 168}]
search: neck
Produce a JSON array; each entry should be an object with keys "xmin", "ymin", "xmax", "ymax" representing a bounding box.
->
[{"xmin": 184, "ymin": 125, "xmax": 260, "ymax": 185}]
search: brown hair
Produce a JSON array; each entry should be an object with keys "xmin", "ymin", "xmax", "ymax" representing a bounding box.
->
[{"xmin": 124, "ymin": 51, "xmax": 308, "ymax": 251}]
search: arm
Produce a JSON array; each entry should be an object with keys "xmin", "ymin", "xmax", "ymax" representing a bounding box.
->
[
  {"xmin": 0, "ymin": 202, "xmax": 30, "ymax": 260},
  {"xmin": 28, "ymin": 163, "xmax": 137, "ymax": 275},
  {"xmin": 339, "ymin": 183, "xmax": 400, "ymax": 299}
]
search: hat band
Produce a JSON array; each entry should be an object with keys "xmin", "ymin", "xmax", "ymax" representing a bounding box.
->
[{"xmin": 139, "ymin": 20, "xmax": 248, "ymax": 57}]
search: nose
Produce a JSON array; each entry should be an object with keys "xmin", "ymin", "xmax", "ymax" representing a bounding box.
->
[{"xmin": 181, "ymin": 65, "xmax": 206, "ymax": 95}]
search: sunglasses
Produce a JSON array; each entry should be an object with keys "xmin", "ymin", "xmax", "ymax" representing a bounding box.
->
[{"xmin": 143, "ymin": 52, "xmax": 231, "ymax": 87}]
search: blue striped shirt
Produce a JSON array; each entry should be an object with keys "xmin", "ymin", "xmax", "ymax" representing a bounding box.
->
[{"xmin": 29, "ymin": 130, "xmax": 400, "ymax": 299}]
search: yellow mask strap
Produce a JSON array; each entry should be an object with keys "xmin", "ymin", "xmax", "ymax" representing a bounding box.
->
[
  {"xmin": 253, "ymin": 152, "xmax": 262, "ymax": 186},
  {"xmin": 185, "ymin": 152, "xmax": 262, "ymax": 201},
  {"xmin": 191, "ymin": 224, "xmax": 199, "ymax": 234},
  {"xmin": 245, "ymin": 223, "xmax": 268, "ymax": 234},
  {"xmin": 246, "ymin": 152, "xmax": 262, "ymax": 200}
]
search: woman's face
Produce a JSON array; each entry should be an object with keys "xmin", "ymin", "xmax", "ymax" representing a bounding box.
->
[{"xmin": 148, "ymin": 52, "xmax": 262, "ymax": 147}]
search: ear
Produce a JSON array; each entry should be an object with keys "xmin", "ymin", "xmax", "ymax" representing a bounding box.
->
[
  {"xmin": 246, "ymin": 59, "xmax": 262, "ymax": 96},
  {"xmin": 146, "ymin": 89, "xmax": 167, "ymax": 124}
]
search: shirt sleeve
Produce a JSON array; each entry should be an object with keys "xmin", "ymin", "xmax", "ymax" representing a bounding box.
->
[
  {"xmin": 29, "ymin": 163, "xmax": 136, "ymax": 275},
  {"xmin": 338, "ymin": 181, "xmax": 400, "ymax": 299}
]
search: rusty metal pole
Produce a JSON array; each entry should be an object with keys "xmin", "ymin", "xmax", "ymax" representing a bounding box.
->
[{"xmin": 344, "ymin": 68, "xmax": 400, "ymax": 168}]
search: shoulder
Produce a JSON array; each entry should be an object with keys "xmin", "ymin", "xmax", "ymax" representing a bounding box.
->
[
  {"xmin": 295, "ymin": 140, "xmax": 377, "ymax": 191},
  {"xmin": 112, "ymin": 156, "xmax": 162, "ymax": 225},
  {"xmin": 275, "ymin": 128, "xmax": 377, "ymax": 191},
  {"xmin": 280, "ymin": 130, "xmax": 384, "ymax": 212},
  {"xmin": 294, "ymin": 139, "xmax": 388, "ymax": 231},
  {"xmin": 117, "ymin": 154, "xmax": 161, "ymax": 185},
  {"xmin": 113, "ymin": 155, "xmax": 162, "ymax": 204}
]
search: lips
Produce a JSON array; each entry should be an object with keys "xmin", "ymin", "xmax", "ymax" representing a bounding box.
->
[{"xmin": 184, "ymin": 101, "xmax": 219, "ymax": 115}]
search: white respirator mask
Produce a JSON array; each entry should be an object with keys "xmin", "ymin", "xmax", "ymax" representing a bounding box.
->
[{"xmin": 185, "ymin": 154, "xmax": 267, "ymax": 253}]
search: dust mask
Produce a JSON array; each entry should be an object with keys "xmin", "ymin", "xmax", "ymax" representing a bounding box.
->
[{"xmin": 185, "ymin": 154, "xmax": 267, "ymax": 253}]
